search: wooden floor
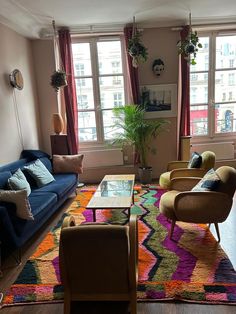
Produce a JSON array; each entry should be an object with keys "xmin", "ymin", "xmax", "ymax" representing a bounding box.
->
[{"xmin": 0, "ymin": 191, "xmax": 236, "ymax": 314}]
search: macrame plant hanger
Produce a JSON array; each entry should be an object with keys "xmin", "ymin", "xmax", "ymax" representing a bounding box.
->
[{"xmin": 50, "ymin": 20, "xmax": 67, "ymax": 92}]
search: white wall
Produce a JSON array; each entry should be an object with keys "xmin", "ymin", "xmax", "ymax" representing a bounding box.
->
[{"xmin": 0, "ymin": 23, "xmax": 41, "ymax": 164}]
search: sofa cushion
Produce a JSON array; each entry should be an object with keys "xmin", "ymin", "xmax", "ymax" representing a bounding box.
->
[
  {"xmin": 53, "ymin": 154, "xmax": 84, "ymax": 174},
  {"xmin": 8, "ymin": 169, "xmax": 31, "ymax": 196},
  {"xmin": 21, "ymin": 150, "xmax": 50, "ymax": 161},
  {"xmin": 24, "ymin": 159, "xmax": 55, "ymax": 188},
  {"xmin": 29, "ymin": 191, "xmax": 57, "ymax": 217},
  {"xmin": 188, "ymin": 152, "xmax": 202, "ymax": 169},
  {"xmin": 0, "ymin": 189, "xmax": 33, "ymax": 220},
  {"xmin": 32, "ymin": 173, "xmax": 77, "ymax": 199},
  {"xmin": 192, "ymin": 168, "xmax": 220, "ymax": 192},
  {"xmin": 0, "ymin": 171, "xmax": 12, "ymax": 189}
]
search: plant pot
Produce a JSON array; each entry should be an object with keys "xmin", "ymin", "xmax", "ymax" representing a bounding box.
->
[{"xmin": 138, "ymin": 166, "xmax": 152, "ymax": 184}]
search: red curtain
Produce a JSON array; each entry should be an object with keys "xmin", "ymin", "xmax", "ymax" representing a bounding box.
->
[
  {"xmin": 124, "ymin": 27, "xmax": 140, "ymax": 104},
  {"xmin": 58, "ymin": 29, "xmax": 78, "ymax": 154},
  {"xmin": 177, "ymin": 25, "xmax": 190, "ymax": 159}
]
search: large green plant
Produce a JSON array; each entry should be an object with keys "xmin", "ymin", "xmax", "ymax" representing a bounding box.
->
[{"xmin": 112, "ymin": 104, "xmax": 168, "ymax": 168}]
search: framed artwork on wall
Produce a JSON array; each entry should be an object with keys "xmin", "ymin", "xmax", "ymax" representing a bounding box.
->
[{"xmin": 140, "ymin": 84, "xmax": 177, "ymax": 118}]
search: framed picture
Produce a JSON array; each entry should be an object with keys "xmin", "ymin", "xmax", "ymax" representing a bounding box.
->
[{"xmin": 140, "ymin": 84, "xmax": 177, "ymax": 118}]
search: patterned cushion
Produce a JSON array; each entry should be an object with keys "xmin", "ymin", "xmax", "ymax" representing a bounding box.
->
[
  {"xmin": 23, "ymin": 159, "xmax": 55, "ymax": 188},
  {"xmin": 192, "ymin": 168, "xmax": 220, "ymax": 192},
  {"xmin": 188, "ymin": 152, "xmax": 202, "ymax": 169},
  {"xmin": 8, "ymin": 169, "xmax": 31, "ymax": 196},
  {"xmin": 0, "ymin": 189, "xmax": 33, "ymax": 220}
]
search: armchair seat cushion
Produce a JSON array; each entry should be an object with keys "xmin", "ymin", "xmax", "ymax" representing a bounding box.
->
[
  {"xmin": 159, "ymin": 172, "xmax": 171, "ymax": 189},
  {"xmin": 159, "ymin": 190, "xmax": 180, "ymax": 220}
]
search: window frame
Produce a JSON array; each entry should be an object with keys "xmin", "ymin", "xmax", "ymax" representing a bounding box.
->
[
  {"xmin": 190, "ymin": 30, "xmax": 236, "ymax": 145},
  {"xmin": 72, "ymin": 35, "xmax": 128, "ymax": 149}
]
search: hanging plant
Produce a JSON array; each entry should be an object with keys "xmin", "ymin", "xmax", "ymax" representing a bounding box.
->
[
  {"xmin": 50, "ymin": 70, "xmax": 67, "ymax": 93},
  {"xmin": 50, "ymin": 20, "xmax": 67, "ymax": 92},
  {"xmin": 177, "ymin": 14, "xmax": 202, "ymax": 65},
  {"xmin": 128, "ymin": 17, "xmax": 148, "ymax": 68}
]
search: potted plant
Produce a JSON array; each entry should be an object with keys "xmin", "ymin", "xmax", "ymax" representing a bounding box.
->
[
  {"xmin": 128, "ymin": 30, "xmax": 148, "ymax": 68},
  {"xmin": 112, "ymin": 104, "xmax": 168, "ymax": 184},
  {"xmin": 50, "ymin": 69, "xmax": 67, "ymax": 92},
  {"xmin": 177, "ymin": 30, "xmax": 202, "ymax": 65}
]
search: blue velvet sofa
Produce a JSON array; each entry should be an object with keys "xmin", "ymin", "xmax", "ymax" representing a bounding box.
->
[{"xmin": 0, "ymin": 150, "xmax": 78, "ymax": 260}]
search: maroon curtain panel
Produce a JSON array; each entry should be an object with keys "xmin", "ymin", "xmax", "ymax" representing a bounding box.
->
[
  {"xmin": 124, "ymin": 27, "xmax": 140, "ymax": 104},
  {"xmin": 58, "ymin": 29, "xmax": 78, "ymax": 154},
  {"xmin": 178, "ymin": 25, "xmax": 190, "ymax": 159}
]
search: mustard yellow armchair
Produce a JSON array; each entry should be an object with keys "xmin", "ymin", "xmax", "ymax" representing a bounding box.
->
[
  {"xmin": 159, "ymin": 151, "xmax": 216, "ymax": 189},
  {"xmin": 159, "ymin": 166, "xmax": 236, "ymax": 242},
  {"xmin": 59, "ymin": 215, "xmax": 138, "ymax": 314}
]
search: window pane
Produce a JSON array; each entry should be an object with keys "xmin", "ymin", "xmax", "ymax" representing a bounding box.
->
[
  {"xmin": 190, "ymin": 105, "xmax": 208, "ymax": 135},
  {"xmin": 190, "ymin": 73, "xmax": 208, "ymax": 104},
  {"xmin": 215, "ymin": 103, "xmax": 236, "ymax": 133},
  {"xmin": 78, "ymin": 111, "xmax": 97, "ymax": 141},
  {"xmin": 75, "ymin": 78, "xmax": 94, "ymax": 109},
  {"xmin": 97, "ymin": 41, "xmax": 122, "ymax": 74},
  {"xmin": 216, "ymin": 36, "xmax": 236, "ymax": 69},
  {"xmin": 215, "ymin": 70, "xmax": 236, "ymax": 102},
  {"xmin": 103, "ymin": 110, "xmax": 123, "ymax": 140},
  {"xmin": 72, "ymin": 43, "xmax": 92, "ymax": 76},
  {"xmin": 99, "ymin": 76, "xmax": 125, "ymax": 109},
  {"xmin": 190, "ymin": 37, "xmax": 209, "ymax": 72}
]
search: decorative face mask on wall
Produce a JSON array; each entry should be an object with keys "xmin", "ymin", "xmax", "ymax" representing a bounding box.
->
[{"xmin": 152, "ymin": 59, "xmax": 165, "ymax": 76}]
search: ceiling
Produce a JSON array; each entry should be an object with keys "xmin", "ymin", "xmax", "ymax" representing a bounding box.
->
[{"xmin": 0, "ymin": 0, "xmax": 236, "ymax": 38}]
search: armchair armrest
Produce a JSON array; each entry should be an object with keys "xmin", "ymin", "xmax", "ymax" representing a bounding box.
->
[
  {"xmin": 174, "ymin": 191, "xmax": 232, "ymax": 223},
  {"xmin": 167, "ymin": 161, "xmax": 189, "ymax": 171},
  {"xmin": 170, "ymin": 177, "xmax": 201, "ymax": 191},
  {"xmin": 170, "ymin": 168, "xmax": 207, "ymax": 180}
]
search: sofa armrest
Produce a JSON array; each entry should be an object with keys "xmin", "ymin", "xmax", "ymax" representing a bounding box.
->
[
  {"xmin": 170, "ymin": 177, "xmax": 201, "ymax": 191},
  {"xmin": 167, "ymin": 161, "xmax": 189, "ymax": 171},
  {"xmin": 174, "ymin": 191, "xmax": 232, "ymax": 223},
  {"xmin": 170, "ymin": 168, "xmax": 207, "ymax": 180}
]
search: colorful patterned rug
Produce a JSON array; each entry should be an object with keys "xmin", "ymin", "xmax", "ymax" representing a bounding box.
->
[{"xmin": 2, "ymin": 186, "xmax": 236, "ymax": 307}]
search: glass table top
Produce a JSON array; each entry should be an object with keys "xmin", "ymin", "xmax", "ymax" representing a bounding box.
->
[{"xmin": 94, "ymin": 180, "xmax": 133, "ymax": 197}]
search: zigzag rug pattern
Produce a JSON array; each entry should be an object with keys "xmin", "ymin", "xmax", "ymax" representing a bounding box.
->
[{"xmin": 2, "ymin": 186, "xmax": 236, "ymax": 307}]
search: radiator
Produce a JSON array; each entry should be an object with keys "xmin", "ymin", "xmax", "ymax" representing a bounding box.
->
[
  {"xmin": 191, "ymin": 142, "xmax": 235, "ymax": 160},
  {"xmin": 82, "ymin": 148, "xmax": 124, "ymax": 168}
]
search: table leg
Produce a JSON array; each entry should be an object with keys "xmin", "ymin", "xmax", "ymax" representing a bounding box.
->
[
  {"xmin": 132, "ymin": 190, "xmax": 135, "ymax": 204},
  {"xmin": 93, "ymin": 209, "xmax": 96, "ymax": 222}
]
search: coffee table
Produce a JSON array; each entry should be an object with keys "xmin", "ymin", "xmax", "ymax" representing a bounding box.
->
[{"xmin": 86, "ymin": 174, "xmax": 135, "ymax": 222}]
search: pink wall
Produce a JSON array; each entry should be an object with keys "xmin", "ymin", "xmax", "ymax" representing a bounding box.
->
[
  {"xmin": 31, "ymin": 40, "xmax": 58, "ymax": 154},
  {"xmin": 138, "ymin": 27, "xmax": 180, "ymax": 177},
  {"xmin": 0, "ymin": 23, "xmax": 41, "ymax": 164}
]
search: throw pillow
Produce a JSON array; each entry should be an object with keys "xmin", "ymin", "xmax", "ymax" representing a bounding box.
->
[
  {"xmin": 23, "ymin": 159, "xmax": 55, "ymax": 188},
  {"xmin": 188, "ymin": 152, "xmax": 202, "ymax": 168},
  {"xmin": 191, "ymin": 168, "xmax": 220, "ymax": 192},
  {"xmin": 8, "ymin": 168, "xmax": 31, "ymax": 196},
  {"xmin": 53, "ymin": 154, "xmax": 84, "ymax": 174},
  {"xmin": 0, "ymin": 189, "xmax": 33, "ymax": 220}
]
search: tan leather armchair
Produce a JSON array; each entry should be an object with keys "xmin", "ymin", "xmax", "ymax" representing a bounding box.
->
[
  {"xmin": 159, "ymin": 151, "xmax": 216, "ymax": 189},
  {"xmin": 59, "ymin": 215, "xmax": 138, "ymax": 314},
  {"xmin": 159, "ymin": 166, "xmax": 236, "ymax": 242}
]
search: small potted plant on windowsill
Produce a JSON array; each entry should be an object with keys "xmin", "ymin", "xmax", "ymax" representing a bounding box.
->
[
  {"xmin": 50, "ymin": 69, "xmax": 67, "ymax": 92},
  {"xmin": 111, "ymin": 104, "xmax": 168, "ymax": 184}
]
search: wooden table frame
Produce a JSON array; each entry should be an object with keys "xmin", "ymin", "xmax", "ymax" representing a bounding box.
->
[{"xmin": 86, "ymin": 174, "xmax": 135, "ymax": 222}]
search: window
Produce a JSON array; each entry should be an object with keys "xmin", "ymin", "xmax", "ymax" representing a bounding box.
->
[
  {"xmin": 72, "ymin": 37, "xmax": 126, "ymax": 143},
  {"xmin": 190, "ymin": 34, "xmax": 236, "ymax": 137}
]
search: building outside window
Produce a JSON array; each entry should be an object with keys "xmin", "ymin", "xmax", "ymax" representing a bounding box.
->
[
  {"xmin": 72, "ymin": 37, "xmax": 126, "ymax": 144},
  {"xmin": 190, "ymin": 34, "xmax": 236, "ymax": 137}
]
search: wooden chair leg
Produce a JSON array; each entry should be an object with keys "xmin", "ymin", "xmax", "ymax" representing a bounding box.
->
[
  {"xmin": 169, "ymin": 220, "xmax": 176, "ymax": 239},
  {"xmin": 214, "ymin": 223, "xmax": 221, "ymax": 242},
  {"xmin": 64, "ymin": 293, "xmax": 71, "ymax": 314},
  {"xmin": 130, "ymin": 296, "xmax": 137, "ymax": 314}
]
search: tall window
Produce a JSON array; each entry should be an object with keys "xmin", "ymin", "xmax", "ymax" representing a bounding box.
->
[
  {"xmin": 72, "ymin": 37, "xmax": 126, "ymax": 143},
  {"xmin": 190, "ymin": 33, "xmax": 236, "ymax": 137}
]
